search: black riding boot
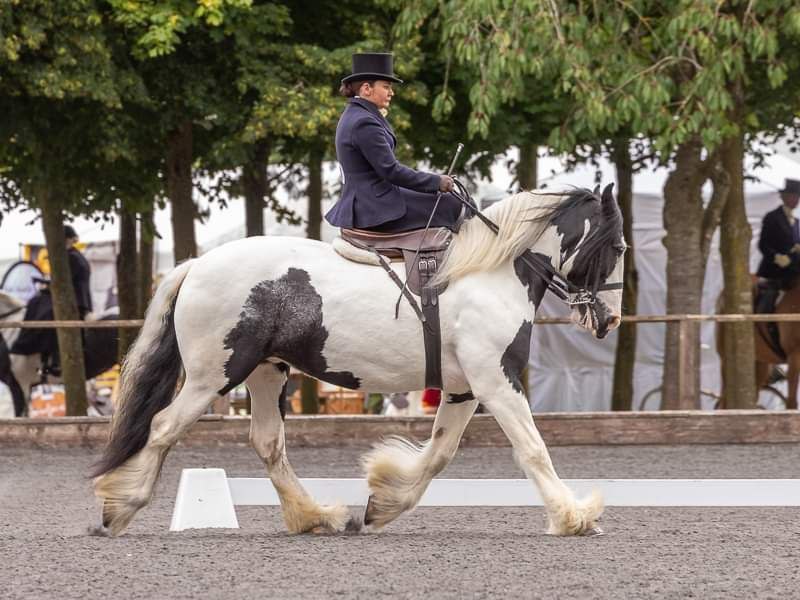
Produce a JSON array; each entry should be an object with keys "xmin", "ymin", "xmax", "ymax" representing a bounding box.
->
[{"xmin": 755, "ymin": 283, "xmax": 780, "ymax": 314}]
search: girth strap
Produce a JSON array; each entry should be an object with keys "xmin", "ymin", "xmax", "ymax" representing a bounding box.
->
[{"xmin": 418, "ymin": 256, "xmax": 443, "ymax": 389}]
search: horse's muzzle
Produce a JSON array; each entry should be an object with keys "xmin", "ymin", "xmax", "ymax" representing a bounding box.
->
[{"xmin": 595, "ymin": 315, "xmax": 621, "ymax": 339}]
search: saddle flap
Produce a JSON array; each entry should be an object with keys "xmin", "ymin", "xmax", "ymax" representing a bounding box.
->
[{"xmin": 400, "ymin": 249, "xmax": 449, "ymax": 298}]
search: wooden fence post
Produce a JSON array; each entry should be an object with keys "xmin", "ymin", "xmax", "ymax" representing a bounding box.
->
[{"xmin": 676, "ymin": 319, "xmax": 699, "ymax": 409}]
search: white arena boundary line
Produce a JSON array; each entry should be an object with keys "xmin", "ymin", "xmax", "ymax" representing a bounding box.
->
[{"xmin": 169, "ymin": 468, "xmax": 800, "ymax": 531}]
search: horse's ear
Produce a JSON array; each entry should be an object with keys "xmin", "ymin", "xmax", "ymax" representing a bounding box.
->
[
  {"xmin": 592, "ymin": 185, "xmax": 600, "ymax": 196},
  {"xmin": 601, "ymin": 183, "xmax": 615, "ymax": 206}
]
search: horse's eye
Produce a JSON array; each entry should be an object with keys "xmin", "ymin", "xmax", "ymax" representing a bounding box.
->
[{"xmin": 613, "ymin": 244, "xmax": 626, "ymax": 255}]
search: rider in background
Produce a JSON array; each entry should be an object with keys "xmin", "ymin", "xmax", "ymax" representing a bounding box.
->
[
  {"xmin": 10, "ymin": 225, "xmax": 92, "ymax": 371},
  {"xmin": 756, "ymin": 178, "xmax": 800, "ymax": 313},
  {"xmin": 325, "ymin": 52, "xmax": 462, "ymax": 233},
  {"xmin": 65, "ymin": 225, "xmax": 93, "ymax": 319}
]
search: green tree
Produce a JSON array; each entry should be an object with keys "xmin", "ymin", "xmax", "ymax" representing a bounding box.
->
[
  {"xmin": 400, "ymin": 0, "xmax": 800, "ymax": 410},
  {"xmin": 0, "ymin": 1, "xmax": 134, "ymax": 414},
  {"xmin": 109, "ymin": 0, "xmax": 287, "ymax": 262}
]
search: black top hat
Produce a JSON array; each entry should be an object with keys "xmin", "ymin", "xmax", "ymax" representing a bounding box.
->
[
  {"xmin": 780, "ymin": 178, "xmax": 800, "ymax": 195},
  {"xmin": 64, "ymin": 225, "xmax": 78, "ymax": 239},
  {"xmin": 341, "ymin": 53, "xmax": 403, "ymax": 85}
]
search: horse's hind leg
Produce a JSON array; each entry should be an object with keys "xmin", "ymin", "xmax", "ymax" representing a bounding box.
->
[
  {"xmin": 247, "ymin": 363, "xmax": 353, "ymax": 533},
  {"xmin": 362, "ymin": 396, "xmax": 478, "ymax": 529},
  {"xmin": 95, "ymin": 376, "xmax": 220, "ymax": 535}
]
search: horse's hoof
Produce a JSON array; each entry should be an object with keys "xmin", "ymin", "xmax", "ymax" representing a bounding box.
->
[
  {"xmin": 87, "ymin": 524, "xmax": 112, "ymax": 537},
  {"xmin": 581, "ymin": 526, "xmax": 605, "ymax": 537},
  {"xmin": 345, "ymin": 516, "xmax": 363, "ymax": 533}
]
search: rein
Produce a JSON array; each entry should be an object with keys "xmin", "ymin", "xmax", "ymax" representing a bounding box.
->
[
  {"xmin": 450, "ymin": 178, "xmax": 623, "ymax": 307},
  {"xmin": 0, "ymin": 305, "xmax": 24, "ymax": 320}
]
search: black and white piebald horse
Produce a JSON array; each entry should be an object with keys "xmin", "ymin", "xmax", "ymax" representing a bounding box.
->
[
  {"xmin": 0, "ymin": 291, "xmax": 119, "ymax": 416},
  {"xmin": 92, "ymin": 185, "xmax": 625, "ymax": 537}
]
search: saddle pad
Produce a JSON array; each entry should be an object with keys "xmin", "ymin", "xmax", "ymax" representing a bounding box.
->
[{"xmin": 331, "ymin": 237, "xmax": 382, "ymax": 266}]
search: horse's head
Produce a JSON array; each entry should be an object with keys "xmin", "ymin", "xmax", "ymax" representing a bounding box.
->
[{"xmin": 546, "ymin": 184, "xmax": 625, "ymax": 339}]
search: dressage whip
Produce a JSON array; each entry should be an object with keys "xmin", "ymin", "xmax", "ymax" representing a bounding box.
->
[{"xmin": 394, "ymin": 143, "xmax": 464, "ymax": 319}]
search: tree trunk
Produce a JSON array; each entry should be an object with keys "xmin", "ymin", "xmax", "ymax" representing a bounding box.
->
[
  {"xmin": 117, "ymin": 205, "xmax": 138, "ymax": 363},
  {"xmin": 138, "ymin": 204, "xmax": 154, "ymax": 315},
  {"xmin": 39, "ymin": 191, "xmax": 87, "ymax": 416},
  {"xmin": 718, "ymin": 129, "xmax": 756, "ymax": 408},
  {"xmin": 300, "ymin": 149, "xmax": 324, "ymax": 413},
  {"xmin": 243, "ymin": 141, "xmax": 269, "ymax": 238},
  {"xmin": 661, "ymin": 140, "xmax": 707, "ymax": 410},
  {"xmin": 611, "ymin": 141, "xmax": 638, "ymax": 411},
  {"xmin": 167, "ymin": 120, "xmax": 197, "ymax": 263},
  {"xmin": 517, "ymin": 143, "xmax": 538, "ymax": 191}
]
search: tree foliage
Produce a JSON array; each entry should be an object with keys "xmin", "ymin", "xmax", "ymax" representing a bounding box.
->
[{"xmin": 397, "ymin": 1, "xmax": 800, "ymax": 155}]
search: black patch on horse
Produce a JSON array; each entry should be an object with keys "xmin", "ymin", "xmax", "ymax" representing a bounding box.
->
[
  {"xmin": 220, "ymin": 268, "xmax": 360, "ymax": 395},
  {"xmin": 447, "ymin": 391, "xmax": 475, "ymax": 404},
  {"xmin": 536, "ymin": 187, "xmax": 624, "ymax": 294},
  {"xmin": 514, "ymin": 252, "xmax": 551, "ymax": 307},
  {"xmin": 501, "ymin": 321, "xmax": 532, "ymax": 395}
]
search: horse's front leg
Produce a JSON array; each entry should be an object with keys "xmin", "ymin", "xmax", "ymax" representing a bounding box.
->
[
  {"xmin": 478, "ymin": 376, "xmax": 603, "ymax": 536},
  {"xmin": 362, "ymin": 395, "xmax": 478, "ymax": 529}
]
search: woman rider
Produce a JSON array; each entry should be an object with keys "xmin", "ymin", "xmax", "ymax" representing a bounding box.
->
[{"xmin": 325, "ymin": 52, "xmax": 464, "ymax": 233}]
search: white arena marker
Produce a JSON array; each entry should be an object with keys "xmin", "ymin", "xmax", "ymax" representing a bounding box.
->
[
  {"xmin": 170, "ymin": 469, "xmax": 800, "ymax": 531},
  {"xmin": 170, "ymin": 468, "xmax": 239, "ymax": 531}
]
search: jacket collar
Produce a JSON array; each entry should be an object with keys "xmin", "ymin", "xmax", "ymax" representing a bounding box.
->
[
  {"xmin": 349, "ymin": 97, "xmax": 384, "ymax": 119},
  {"xmin": 349, "ymin": 97, "xmax": 395, "ymax": 140}
]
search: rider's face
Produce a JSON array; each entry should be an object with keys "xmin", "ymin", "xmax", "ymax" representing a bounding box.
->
[
  {"xmin": 360, "ymin": 80, "xmax": 394, "ymax": 110},
  {"xmin": 782, "ymin": 193, "xmax": 800, "ymax": 210}
]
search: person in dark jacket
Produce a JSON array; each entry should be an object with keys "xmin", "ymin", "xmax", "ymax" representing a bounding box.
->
[
  {"xmin": 325, "ymin": 52, "xmax": 462, "ymax": 232},
  {"xmin": 10, "ymin": 225, "xmax": 92, "ymax": 372},
  {"xmin": 755, "ymin": 179, "xmax": 800, "ymax": 313},
  {"xmin": 65, "ymin": 225, "xmax": 93, "ymax": 319}
]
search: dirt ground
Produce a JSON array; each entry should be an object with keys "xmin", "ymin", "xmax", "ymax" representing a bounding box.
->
[{"xmin": 2, "ymin": 443, "xmax": 799, "ymax": 599}]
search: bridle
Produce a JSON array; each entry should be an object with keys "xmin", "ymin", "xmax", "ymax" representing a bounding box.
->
[{"xmin": 449, "ymin": 178, "xmax": 623, "ymax": 307}]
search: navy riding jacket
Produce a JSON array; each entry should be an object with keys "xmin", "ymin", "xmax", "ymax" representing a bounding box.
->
[
  {"xmin": 757, "ymin": 206, "xmax": 800, "ymax": 280},
  {"xmin": 68, "ymin": 247, "xmax": 92, "ymax": 317},
  {"xmin": 325, "ymin": 98, "xmax": 441, "ymax": 229}
]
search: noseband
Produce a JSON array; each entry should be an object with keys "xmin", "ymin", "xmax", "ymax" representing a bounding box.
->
[{"xmin": 450, "ymin": 179, "xmax": 623, "ymax": 307}]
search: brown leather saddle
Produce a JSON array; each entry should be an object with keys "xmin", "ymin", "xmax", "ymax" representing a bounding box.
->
[{"xmin": 336, "ymin": 227, "xmax": 452, "ymax": 389}]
